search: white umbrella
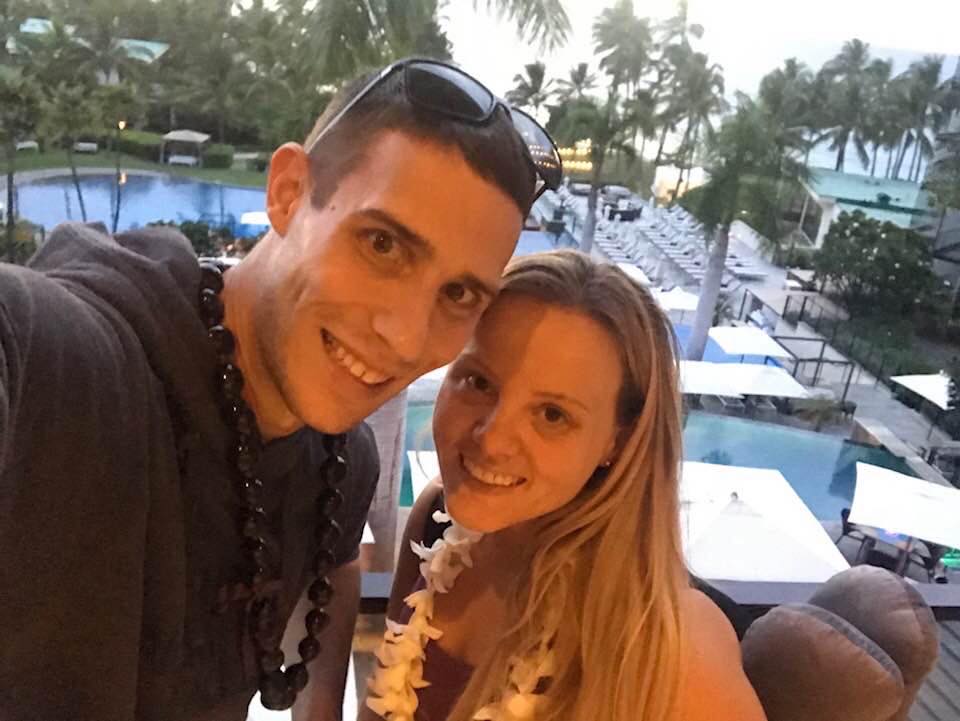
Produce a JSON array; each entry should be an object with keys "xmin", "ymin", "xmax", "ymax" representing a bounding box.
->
[
  {"xmin": 616, "ymin": 262, "xmax": 651, "ymax": 285},
  {"xmin": 708, "ymin": 326, "xmax": 793, "ymax": 361},
  {"xmin": 680, "ymin": 462, "xmax": 848, "ymax": 582},
  {"xmin": 240, "ymin": 210, "xmax": 270, "ymax": 226},
  {"xmin": 652, "ymin": 287, "xmax": 699, "ymax": 321},
  {"xmin": 849, "ymin": 462, "xmax": 960, "ymax": 550},
  {"xmin": 721, "ymin": 363, "xmax": 810, "ymax": 399},
  {"xmin": 890, "ymin": 373, "xmax": 950, "ymax": 411},
  {"xmin": 678, "ymin": 360, "xmax": 743, "ymax": 397}
]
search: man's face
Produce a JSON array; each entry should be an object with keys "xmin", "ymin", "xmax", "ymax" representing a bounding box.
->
[{"xmin": 256, "ymin": 131, "xmax": 524, "ymax": 433}]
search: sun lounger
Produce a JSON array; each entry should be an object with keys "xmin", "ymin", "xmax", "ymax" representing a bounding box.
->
[{"xmin": 74, "ymin": 141, "xmax": 99, "ymax": 153}]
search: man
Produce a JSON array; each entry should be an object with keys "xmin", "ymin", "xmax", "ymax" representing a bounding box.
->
[{"xmin": 0, "ymin": 59, "xmax": 560, "ymax": 720}]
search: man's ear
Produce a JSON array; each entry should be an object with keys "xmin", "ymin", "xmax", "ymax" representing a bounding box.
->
[{"xmin": 266, "ymin": 142, "xmax": 310, "ymax": 236}]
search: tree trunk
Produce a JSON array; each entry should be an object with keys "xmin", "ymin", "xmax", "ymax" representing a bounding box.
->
[
  {"xmin": 885, "ymin": 147, "xmax": 894, "ymax": 178},
  {"xmin": 835, "ymin": 139, "xmax": 846, "ymax": 172},
  {"xmin": 686, "ymin": 223, "xmax": 730, "ymax": 361},
  {"xmin": 870, "ymin": 146, "xmax": 878, "ymax": 176},
  {"xmin": 581, "ymin": 182, "xmax": 599, "ymax": 255},
  {"xmin": 5, "ymin": 142, "xmax": 15, "ymax": 262},
  {"xmin": 672, "ymin": 118, "xmax": 694, "ymax": 202},
  {"xmin": 68, "ymin": 147, "xmax": 87, "ymax": 222},
  {"xmin": 908, "ymin": 133, "xmax": 921, "ymax": 182},
  {"xmin": 654, "ymin": 123, "xmax": 670, "ymax": 167},
  {"xmin": 893, "ymin": 133, "xmax": 910, "ymax": 179}
]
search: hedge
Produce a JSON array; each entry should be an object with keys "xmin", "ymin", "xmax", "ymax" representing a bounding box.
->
[
  {"xmin": 204, "ymin": 143, "xmax": 234, "ymax": 169},
  {"xmin": 115, "ymin": 129, "xmax": 164, "ymax": 162}
]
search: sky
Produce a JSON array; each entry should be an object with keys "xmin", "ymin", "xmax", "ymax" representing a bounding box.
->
[{"xmin": 442, "ymin": 0, "xmax": 960, "ymax": 100}]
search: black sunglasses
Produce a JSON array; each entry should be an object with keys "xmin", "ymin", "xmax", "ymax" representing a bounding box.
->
[{"xmin": 305, "ymin": 59, "xmax": 563, "ymax": 203}]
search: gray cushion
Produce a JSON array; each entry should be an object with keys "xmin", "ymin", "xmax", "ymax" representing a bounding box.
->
[
  {"xmin": 808, "ymin": 566, "xmax": 940, "ymax": 721},
  {"xmin": 742, "ymin": 603, "xmax": 904, "ymax": 721}
]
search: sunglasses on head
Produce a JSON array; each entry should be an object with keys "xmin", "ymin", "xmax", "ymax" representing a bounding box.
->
[{"xmin": 305, "ymin": 59, "xmax": 563, "ymax": 203}]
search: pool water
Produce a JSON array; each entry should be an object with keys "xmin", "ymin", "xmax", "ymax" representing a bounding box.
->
[
  {"xmin": 400, "ymin": 404, "xmax": 915, "ymax": 520},
  {"xmin": 17, "ymin": 174, "xmax": 266, "ymax": 233}
]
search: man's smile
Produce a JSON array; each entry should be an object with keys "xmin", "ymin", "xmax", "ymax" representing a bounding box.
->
[{"xmin": 321, "ymin": 329, "xmax": 393, "ymax": 386}]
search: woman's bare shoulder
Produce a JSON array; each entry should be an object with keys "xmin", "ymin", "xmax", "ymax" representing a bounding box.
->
[{"xmin": 675, "ymin": 589, "xmax": 768, "ymax": 721}]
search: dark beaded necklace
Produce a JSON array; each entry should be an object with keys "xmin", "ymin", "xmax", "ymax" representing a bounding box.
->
[{"xmin": 198, "ymin": 261, "xmax": 349, "ymax": 710}]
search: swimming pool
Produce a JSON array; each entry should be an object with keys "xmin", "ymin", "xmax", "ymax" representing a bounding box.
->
[
  {"xmin": 16, "ymin": 173, "xmax": 266, "ymax": 233},
  {"xmin": 399, "ymin": 403, "xmax": 915, "ymax": 521}
]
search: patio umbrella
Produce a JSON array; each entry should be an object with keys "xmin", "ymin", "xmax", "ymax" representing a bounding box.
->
[
  {"xmin": 889, "ymin": 373, "xmax": 950, "ymax": 410},
  {"xmin": 890, "ymin": 372, "xmax": 951, "ymax": 439},
  {"xmin": 849, "ymin": 462, "xmax": 960, "ymax": 550},
  {"xmin": 681, "ymin": 462, "xmax": 848, "ymax": 582},
  {"xmin": 721, "ymin": 363, "xmax": 810, "ymax": 399},
  {"xmin": 708, "ymin": 325, "xmax": 793, "ymax": 363},
  {"xmin": 653, "ymin": 287, "xmax": 699, "ymax": 312},
  {"xmin": 678, "ymin": 361, "xmax": 743, "ymax": 397},
  {"xmin": 616, "ymin": 262, "xmax": 651, "ymax": 285}
]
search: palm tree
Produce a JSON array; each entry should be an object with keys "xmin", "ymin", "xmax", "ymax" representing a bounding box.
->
[
  {"xmin": 0, "ymin": 66, "xmax": 41, "ymax": 262},
  {"xmin": 506, "ymin": 61, "xmax": 554, "ymax": 115},
  {"xmin": 650, "ymin": 3, "xmax": 704, "ymax": 170},
  {"xmin": 592, "ymin": 0, "xmax": 653, "ymax": 96},
  {"xmin": 40, "ymin": 83, "xmax": 102, "ymax": 222},
  {"xmin": 820, "ymin": 39, "xmax": 873, "ymax": 172},
  {"xmin": 72, "ymin": 0, "xmax": 157, "ymax": 85},
  {"xmin": 685, "ymin": 95, "xmax": 807, "ymax": 361},
  {"xmin": 551, "ymin": 92, "xmax": 637, "ymax": 253},
  {"xmin": 555, "ymin": 62, "xmax": 596, "ymax": 102},
  {"xmin": 669, "ymin": 51, "xmax": 726, "ymax": 200},
  {"xmin": 895, "ymin": 56, "xmax": 947, "ymax": 182},
  {"xmin": 477, "ymin": 0, "xmax": 571, "ymax": 50}
]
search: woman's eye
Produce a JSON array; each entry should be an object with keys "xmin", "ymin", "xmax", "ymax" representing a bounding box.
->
[
  {"xmin": 540, "ymin": 405, "xmax": 569, "ymax": 425},
  {"xmin": 442, "ymin": 282, "xmax": 482, "ymax": 311}
]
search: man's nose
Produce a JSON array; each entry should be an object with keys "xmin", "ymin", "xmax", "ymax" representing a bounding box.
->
[{"xmin": 370, "ymin": 288, "xmax": 434, "ymax": 367}]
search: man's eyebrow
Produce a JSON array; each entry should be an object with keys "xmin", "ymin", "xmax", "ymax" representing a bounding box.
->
[
  {"xmin": 358, "ymin": 209, "xmax": 500, "ymax": 299},
  {"xmin": 535, "ymin": 391, "xmax": 589, "ymax": 412},
  {"xmin": 355, "ymin": 208, "xmax": 434, "ymax": 258}
]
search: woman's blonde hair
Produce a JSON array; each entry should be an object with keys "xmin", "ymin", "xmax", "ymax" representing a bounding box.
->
[{"xmin": 448, "ymin": 249, "xmax": 688, "ymax": 721}]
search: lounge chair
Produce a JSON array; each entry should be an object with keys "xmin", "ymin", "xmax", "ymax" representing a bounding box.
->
[
  {"xmin": 905, "ymin": 541, "xmax": 949, "ymax": 582},
  {"xmin": 835, "ymin": 508, "xmax": 868, "ymax": 556}
]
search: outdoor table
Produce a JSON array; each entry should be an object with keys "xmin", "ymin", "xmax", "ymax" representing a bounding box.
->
[{"xmin": 852, "ymin": 524, "xmax": 917, "ymax": 575}]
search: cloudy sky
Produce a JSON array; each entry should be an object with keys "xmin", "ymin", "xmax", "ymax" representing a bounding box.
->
[{"xmin": 443, "ymin": 0, "xmax": 960, "ymax": 100}]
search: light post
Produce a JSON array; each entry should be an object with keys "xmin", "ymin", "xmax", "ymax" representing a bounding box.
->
[{"xmin": 112, "ymin": 119, "xmax": 126, "ymax": 233}]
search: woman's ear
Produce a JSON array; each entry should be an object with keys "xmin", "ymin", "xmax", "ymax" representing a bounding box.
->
[
  {"xmin": 599, "ymin": 426, "xmax": 628, "ymax": 469},
  {"xmin": 266, "ymin": 142, "xmax": 309, "ymax": 236}
]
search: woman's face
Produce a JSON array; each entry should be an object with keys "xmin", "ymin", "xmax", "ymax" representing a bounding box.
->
[{"xmin": 433, "ymin": 294, "xmax": 624, "ymax": 533}]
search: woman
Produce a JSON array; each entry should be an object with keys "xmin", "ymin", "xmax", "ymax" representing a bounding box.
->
[{"xmin": 362, "ymin": 250, "xmax": 765, "ymax": 721}]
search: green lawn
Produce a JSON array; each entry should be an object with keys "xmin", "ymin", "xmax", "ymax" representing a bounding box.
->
[{"xmin": 11, "ymin": 150, "xmax": 268, "ymax": 188}]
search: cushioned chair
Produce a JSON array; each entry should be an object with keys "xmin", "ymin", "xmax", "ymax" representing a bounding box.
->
[{"xmin": 741, "ymin": 566, "xmax": 940, "ymax": 721}]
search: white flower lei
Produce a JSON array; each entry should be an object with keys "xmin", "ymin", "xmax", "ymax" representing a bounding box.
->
[{"xmin": 365, "ymin": 511, "xmax": 554, "ymax": 721}]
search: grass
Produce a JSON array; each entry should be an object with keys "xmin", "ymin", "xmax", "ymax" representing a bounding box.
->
[{"xmin": 10, "ymin": 149, "xmax": 267, "ymax": 188}]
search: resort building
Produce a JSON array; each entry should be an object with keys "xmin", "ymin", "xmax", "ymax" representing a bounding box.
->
[
  {"xmin": 13, "ymin": 17, "xmax": 169, "ymax": 84},
  {"xmin": 793, "ymin": 169, "xmax": 927, "ymax": 248}
]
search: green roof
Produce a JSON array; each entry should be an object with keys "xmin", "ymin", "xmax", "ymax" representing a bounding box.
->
[
  {"xmin": 806, "ymin": 169, "xmax": 927, "ymax": 228},
  {"xmin": 19, "ymin": 17, "xmax": 169, "ymax": 63}
]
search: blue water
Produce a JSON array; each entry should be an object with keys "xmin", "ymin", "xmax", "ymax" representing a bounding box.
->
[
  {"xmin": 17, "ymin": 174, "xmax": 266, "ymax": 234},
  {"xmin": 399, "ymin": 403, "xmax": 914, "ymax": 520},
  {"xmin": 673, "ymin": 324, "xmax": 780, "ymax": 366}
]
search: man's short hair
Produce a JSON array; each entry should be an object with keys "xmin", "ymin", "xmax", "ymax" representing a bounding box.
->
[{"xmin": 302, "ymin": 65, "xmax": 538, "ymax": 216}]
